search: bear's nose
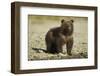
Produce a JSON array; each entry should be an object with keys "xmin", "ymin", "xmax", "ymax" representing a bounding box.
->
[{"xmin": 68, "ymin": 26, "xmax": 71, "ymax": 30}]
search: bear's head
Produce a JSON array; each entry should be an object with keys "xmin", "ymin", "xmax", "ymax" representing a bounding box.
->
[{"xmin": 61, "ymin": 19, "xmax": 74, "ymax": 35}]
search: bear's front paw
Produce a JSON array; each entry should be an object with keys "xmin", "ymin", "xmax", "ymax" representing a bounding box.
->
[{"xmin": 67, "ymin": 52, "xmax": 72, "ymax": 56}]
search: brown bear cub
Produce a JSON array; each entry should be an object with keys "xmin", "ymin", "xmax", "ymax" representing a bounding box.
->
[{"xmin": 45, "ymin": 19, "xmax": 74, "ymax": 55}]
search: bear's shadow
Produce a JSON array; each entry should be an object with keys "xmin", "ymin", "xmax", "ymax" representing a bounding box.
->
[
  {"xmin": 32, "ymin": 48, "xmax": 48, "ymax": 53},
  {"xmin": 32, "ymin": 48, "xmax": 59, "ymax": 54}
]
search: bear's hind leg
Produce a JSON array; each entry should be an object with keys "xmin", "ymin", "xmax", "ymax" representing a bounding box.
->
[
  {"xmin": 50, "ymin": 43, "xmax": 58, "ymax": 54},
  {"xmin": 66, "ymin": 38, "xmax": 73, "ymax": 56},
  {"xmin": 46, "ymin": 42, "xmax": 58, "ymax": 54},
  {"xmin": 56, "ymin": 39, "xmax": 63, "ymax": 53}
]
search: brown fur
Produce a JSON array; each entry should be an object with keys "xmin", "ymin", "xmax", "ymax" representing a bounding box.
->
[{"xmin": 45, "ymin": 19, "xmax": 74, "ymax": 55}]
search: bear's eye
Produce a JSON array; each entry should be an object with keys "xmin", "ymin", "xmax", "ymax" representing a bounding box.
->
[{"xmin": 71, "ymin": 23, "xmax": 73, "ymax": 26}]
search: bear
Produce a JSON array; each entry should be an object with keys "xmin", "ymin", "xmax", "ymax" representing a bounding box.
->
[{"xmin": 45, "ymin": 19, "xmax": 74, "ymax": 55}]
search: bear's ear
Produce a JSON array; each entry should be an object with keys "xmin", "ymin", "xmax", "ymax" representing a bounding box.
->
[
  {"xmin": 61, "ymin": 19, "xmax": 65, "ymax": 23},
  {"xmin": 70, "ymin": 20, "xmax": 74, "ymax": 23}
]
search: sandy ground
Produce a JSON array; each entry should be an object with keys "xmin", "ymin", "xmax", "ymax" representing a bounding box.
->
[{"xmin": 28, "ymin": 15, "xmax": 88, "ymax": 61}]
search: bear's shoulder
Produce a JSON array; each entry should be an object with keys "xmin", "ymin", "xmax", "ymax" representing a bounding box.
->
[{"xmin": 50, "ymin": 27, "xmax": 62, "ymax": 37}]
